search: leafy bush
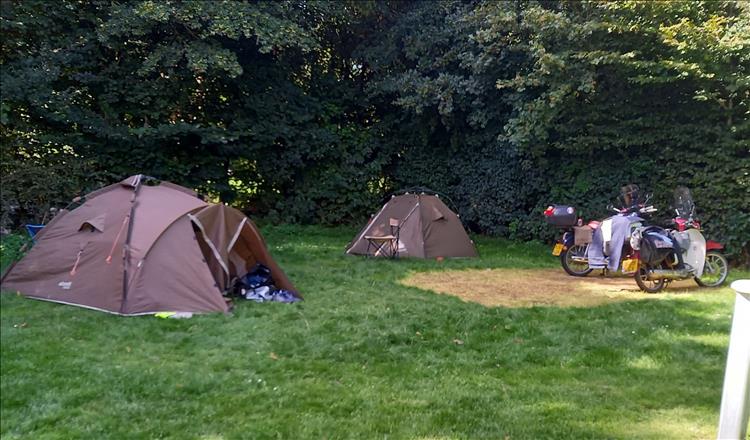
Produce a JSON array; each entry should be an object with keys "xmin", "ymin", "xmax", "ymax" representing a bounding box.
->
[
  {"xmin": 0, "ymin": 155, "xmax": 102, "ymax": 231},
  {"xmin": 0, "ymin": 233, "xmax": 30, "ymax": 274}
]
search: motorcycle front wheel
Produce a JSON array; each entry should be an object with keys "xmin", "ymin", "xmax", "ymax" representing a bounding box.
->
[
  {"xmin": 560, "ymin": 245, "xmax": 593, "ymax": 277},
  {"xmin": 635, "ymin": 262, "xmax": 666, "ymax": 293},
  {"xmin": 694, "ymin": 251, "xmax": 729, "ymax": 287}
]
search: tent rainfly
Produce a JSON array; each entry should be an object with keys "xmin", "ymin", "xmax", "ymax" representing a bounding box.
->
[
  {"xmin": 346, "ymin": 192, "xmax": 478, "ymax": 259},
  {"xmin": 1, "ymin": 175, "xmax": 297, "ymax": 315}
]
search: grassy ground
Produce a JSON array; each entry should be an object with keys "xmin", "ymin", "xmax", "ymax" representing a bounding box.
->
[{"xmin": 1, "ymin": 225, "xmax": 747, "ymax": 439}]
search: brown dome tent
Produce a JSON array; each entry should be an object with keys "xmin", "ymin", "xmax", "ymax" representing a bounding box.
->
[
  {"xmin": 346, "ymin": 191, "xmax": 478, "ymax": 259},
  {"xmin": 1, "ymin": 175, "xmax": 297, "ymax": 315}
]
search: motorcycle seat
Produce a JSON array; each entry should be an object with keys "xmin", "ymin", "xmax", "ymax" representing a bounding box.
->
[{"xmin": 588, "ymin": 221, "xmax": 601, "ymax": 229}]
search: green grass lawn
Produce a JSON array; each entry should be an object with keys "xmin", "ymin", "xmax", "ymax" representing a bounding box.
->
[{"xmin": 1, "ymin": 225, "xmax": 747, "ymax": 439}]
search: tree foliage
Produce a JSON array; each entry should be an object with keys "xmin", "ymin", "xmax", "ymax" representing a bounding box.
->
[{"xmin": 1, "ymin": 0, "xmax": 748, "ymax": 262}]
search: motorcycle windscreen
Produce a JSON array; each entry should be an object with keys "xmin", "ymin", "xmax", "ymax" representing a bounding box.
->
[{"xmin": 673, "ymin": 186, "xmax": 695, "ymax": 220}]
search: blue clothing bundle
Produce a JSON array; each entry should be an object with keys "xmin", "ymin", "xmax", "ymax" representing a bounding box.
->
[
  {"xmin": 238, "ymin": 263, "xmax": 301, "ymax": 304},
  {"xmin": 241, "ymin": 264, "xmax": 273, "ymax": 289},
  {"xmin": 244, "ymin": 288, "xmax": 300, "ymax": 303},
  {"xmin": 587, "ymin": 215, "xmax": 642, "ymax": 271}
]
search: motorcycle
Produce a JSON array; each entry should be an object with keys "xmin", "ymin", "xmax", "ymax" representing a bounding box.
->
[
  {"xmin": 630, "ymin": 187, "xmax": 729, "ymax": 293},
  {"xmin": 543, "ymin": 192, "xmax": 657, "ymax": 277}
]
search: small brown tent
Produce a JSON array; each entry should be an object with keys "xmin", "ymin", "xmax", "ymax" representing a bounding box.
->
[
  {"xmin": 346, "ymin": 192, "xmax": 478, "ymax": 258},
  {"xmin": 1, "ymin": 175, "xmax": 297, "ymax": 315}
]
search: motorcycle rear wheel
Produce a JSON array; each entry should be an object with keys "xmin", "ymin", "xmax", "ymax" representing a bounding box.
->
[
  {"xmin": 635, "ymin": 262, "xmax": 666, "ymax": 293},
  {"xmin": 694, "ymin": 251, "xmax": 729, "ymax": 287},
  {"xmin": 560, "ymin": 245, "xmax": 593, "ymax": 277}
]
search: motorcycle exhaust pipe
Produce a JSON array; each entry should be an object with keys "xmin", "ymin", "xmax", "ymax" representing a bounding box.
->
[{"xmin": 646, "ymin": 269, "xmax": 691, "ymax": 280}]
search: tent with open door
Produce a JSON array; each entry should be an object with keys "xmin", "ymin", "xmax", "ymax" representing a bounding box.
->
[
  {"xmin": 0, "ymin": 175, "xmax": 297, "ymax": 315},
  {"xmin": 345, "ymin": 191, "xmax": 478, "ymax": 258}
]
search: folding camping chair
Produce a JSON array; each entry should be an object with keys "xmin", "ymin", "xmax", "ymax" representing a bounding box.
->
[{"xmin": 364, "ymin": 218, "xmax": 401, "ymax": 258}]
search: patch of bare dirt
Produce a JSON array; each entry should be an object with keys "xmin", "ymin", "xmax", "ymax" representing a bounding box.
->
[{"xmin": 400, "ymin": 268, "xmax": 700, "ymax": 308}]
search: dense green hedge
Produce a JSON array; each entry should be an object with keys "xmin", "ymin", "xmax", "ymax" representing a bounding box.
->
[{"xmin": 1, "ymin": 1, "xmax": 748, "ymax": 263}]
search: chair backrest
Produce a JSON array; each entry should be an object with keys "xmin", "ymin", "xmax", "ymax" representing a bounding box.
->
[{"xmin": 389, "ymin": 218, "xmax": 400, "ymax": 238}]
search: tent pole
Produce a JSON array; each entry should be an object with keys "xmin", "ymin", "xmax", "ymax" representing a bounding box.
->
[{"xmin": 119, "ymin": 174, "xmax": 143, "ymax": 314}]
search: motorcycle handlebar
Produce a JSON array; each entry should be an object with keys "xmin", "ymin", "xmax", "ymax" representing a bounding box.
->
[{"xmin": 606, "ymin": 204, "xmax": 657, "ymax": 215}]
